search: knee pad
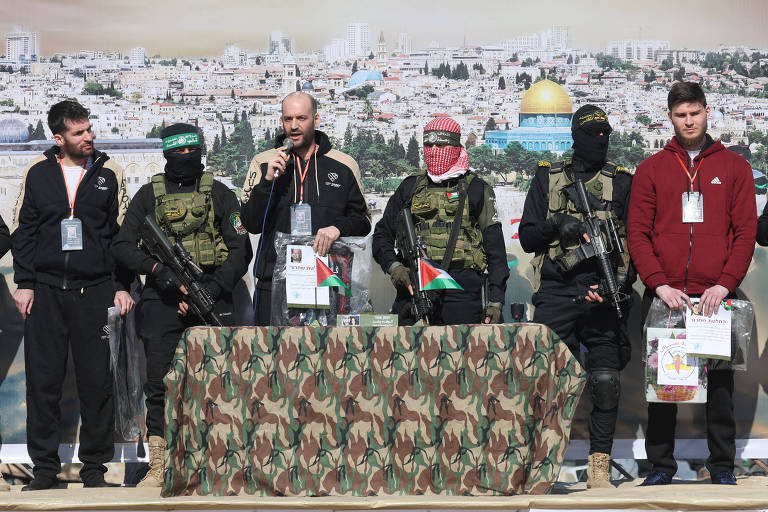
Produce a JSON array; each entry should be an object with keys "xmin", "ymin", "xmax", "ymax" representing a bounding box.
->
[{"xmin": 589, "ymin": 369, "xmax": 620, "ymax": 410}]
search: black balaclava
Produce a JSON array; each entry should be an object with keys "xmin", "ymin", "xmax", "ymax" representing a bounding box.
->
[
  {"xmin": 161, "ymin": 123, "xmax": 204, "ymax": 184},
  {"xmin": 571, "ymin": 105, "xmax": 612, "ymax": 171}
]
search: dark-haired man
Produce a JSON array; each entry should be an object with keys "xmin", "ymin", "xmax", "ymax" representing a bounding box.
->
[
  {"xmin": 241, "ymin": 91, "xmax": 370, "ymax": 325},
  {"xmin": 628, "ymin": 82, "xmax": 756, "ymax": 486},
  {"xmin": 12, "ymin": 100, "xmax": 134, "ymax": 490},
  {"xmin": 519, "ymin": 105, "xmax": 634, "ymax": 488},
  {"xmin": 112, "ymin": 123, "xmax": 251, "ymax": 487}
]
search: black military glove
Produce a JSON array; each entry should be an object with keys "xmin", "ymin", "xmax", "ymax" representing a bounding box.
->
[
  {"xmin": 390, "ymin": 264, "xmax": 412, "ymax": 292},
  {"xmin": 550, "ymin": 213, "xmax": 586, "ymax": 243},
  {"xmin": 484, "ymin": 303, "xmax": 503, "ymax": 324},
  {"xmin": 152, "ymin": 263, "xmax": 184, "ymax": 295}
]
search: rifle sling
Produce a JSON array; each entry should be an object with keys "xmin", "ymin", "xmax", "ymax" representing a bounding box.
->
[{"xmin": 441, "ymin": 176, "xmax": 468, "ymax": 271}]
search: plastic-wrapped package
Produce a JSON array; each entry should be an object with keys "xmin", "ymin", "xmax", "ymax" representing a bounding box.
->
[
  {"xmin": 642, "ymin": 298, "xmax": 753, "ymax": 403},
  {"xmin": 270, "ymin": 232, "xmax": 372, "ymax": 326},
  {"xmin": 108, "ymin": 306, "xmax": 145, "ymax": 440}
]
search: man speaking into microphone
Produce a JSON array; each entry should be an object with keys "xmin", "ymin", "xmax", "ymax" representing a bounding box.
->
[{"xmin": 241, "ymin": 91, "xmax": 370, "ymax": 325}]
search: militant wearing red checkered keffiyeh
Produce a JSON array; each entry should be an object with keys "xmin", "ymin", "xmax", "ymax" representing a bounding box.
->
[{"xmin": 423, "ymin": 117, "xmax": 469, "ymax": 183}]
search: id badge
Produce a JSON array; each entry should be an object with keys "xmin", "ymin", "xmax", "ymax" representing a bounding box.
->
[
  {"xmin": 290, "ymin": 203, "xmax": 313, "ymax": 235},
  {"xmin": 681, "ymin": 192, "xmax": 704, "ymax": 223},
  {"xmin": 61, "ymin": 218, "xmax": 83, "ymax": 251}
]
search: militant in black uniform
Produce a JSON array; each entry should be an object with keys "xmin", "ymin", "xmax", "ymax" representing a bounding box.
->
[
  {"xmin": 112, "ymin": 123, "xmax": 252, "ymax": 487},
  {"xmin": 0, "ymin": 214, "xmax": 9, "ymax": 260},
  {"xmin": 518, "ymin": 105, "xmax": 634, "ymax": 488},
  {"xmin": 373, "ymin": 117, "xmax": 508, "ymax": 325}
]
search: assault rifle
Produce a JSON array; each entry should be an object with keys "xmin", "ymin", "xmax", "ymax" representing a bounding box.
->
[
  {"xmin": 139, "ymin": 215, "xmax": 222, "ymax": 326},
  {"xmin": 563, "ymin": 179, "xmax": 629, "ymax": 318},
  {"xmin": 396, "ymin": 208, "xmax": 433, "ymax": 324}
]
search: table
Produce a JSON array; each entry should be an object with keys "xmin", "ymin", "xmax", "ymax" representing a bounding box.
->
[{"xmin": 162, "ymin": 324, "xmax": 585, "ymax": 497}]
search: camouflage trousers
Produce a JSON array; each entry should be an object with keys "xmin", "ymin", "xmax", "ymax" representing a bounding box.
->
[{"xmin": 162, "ymin": 324, "xmax": 586, "ymax": 496}]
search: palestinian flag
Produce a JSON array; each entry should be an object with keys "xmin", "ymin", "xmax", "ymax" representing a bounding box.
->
[
  {"xmin": 316, "ymin": 257, "xmax": 352, "ymax": 296},
  {"xmin": 419, "ymin": 258, "xmax": 464, "ymax": 291},
  {"xmin": 446, "ymin": 190, "xmax": 459, "ymax": 200}
]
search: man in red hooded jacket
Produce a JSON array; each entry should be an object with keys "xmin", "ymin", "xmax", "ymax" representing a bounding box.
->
[{"xmin": 628, "ymin": 82, "xmax": 756, "ymax": 486}]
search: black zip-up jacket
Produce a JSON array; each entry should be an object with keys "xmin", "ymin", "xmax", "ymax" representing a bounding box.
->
[
  {"xmin": 372, "ymin": 173, "xmax": 508, "ymax": 304},
  {"xmin": 12, "ymin": 146, "xmax": 132, "ymax": 291},
  {"xmin": 240, "ymin": 130, "xmax": 371, "ymax": 284},
  {"xmin": 111, "ymin": 174, "xmax": 253, "ymax": 301},
  {"xmin": 0, "ymin": 214, "xmax": 10, "ymax": 259}
]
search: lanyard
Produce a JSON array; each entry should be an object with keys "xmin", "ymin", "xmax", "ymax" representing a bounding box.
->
[
  {"xmin": 674, "ymin": 152, "xmax": 704, "ymax": 191},
  {"xmin": 295, "ymin": 144, "xmax": 317, "ymax": 203},
  {"xmin": 59, "ymin": 157, "xmax": 87, "ymax": 218}
]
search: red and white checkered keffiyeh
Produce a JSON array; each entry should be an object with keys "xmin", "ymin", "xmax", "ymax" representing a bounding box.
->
[
  {"xmin": 423, "ymin": 117, "xmax": 468, "ymax": 183},
  {"xmin": 424, "ymin": 146, "xmax": 469, "ymax": 183},
  {"xmin": 424, "ymin": 116, "xmax": 461, "ymax": 134}
]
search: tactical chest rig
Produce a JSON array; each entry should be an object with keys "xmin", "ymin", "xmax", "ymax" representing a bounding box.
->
[
  {"xmin": 531, "ymin": 160, "xmax": 630, "ymax": 291},
  {"xmin": 409, "ymin": 172, "xmax": 486, "ymax": 272},
  {"xmin": 152, "ymin": 172, "xmax": 228, "ymax": 267}
]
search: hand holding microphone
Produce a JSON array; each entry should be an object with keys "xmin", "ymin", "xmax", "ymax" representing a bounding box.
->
[{"xmin": 267, "ymin": 137, "xmax": 294, "ymax": 181}]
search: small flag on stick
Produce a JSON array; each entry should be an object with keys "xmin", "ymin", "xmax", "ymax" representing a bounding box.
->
[
  {"xmin": 419, "ymin": 258, "xmax": 463, "ymax": 291},
  {"xmin": 316, "ymin": 257, "xmax": 352, "ymax": 296}
]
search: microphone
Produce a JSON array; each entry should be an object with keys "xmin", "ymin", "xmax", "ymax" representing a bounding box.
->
[
  {"xmin": 274, "ymin": 136, "xmax": 294, "ymax": 178},
  {"xmin": 282, "ymin": 136, "xmax": 295, "ymax": 155}
]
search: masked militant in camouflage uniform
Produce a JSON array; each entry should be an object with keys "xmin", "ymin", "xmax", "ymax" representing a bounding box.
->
[
  {"xmin": 112, "ymin": 123, "xmax": 252, "ymax": 487},
  {"xmin": 373, "ymin": 117, "xmax": 508, "ymax": 325},
  {"xmin": 519, "ymin": 105, "xmax": 634, "ymax": 488}
]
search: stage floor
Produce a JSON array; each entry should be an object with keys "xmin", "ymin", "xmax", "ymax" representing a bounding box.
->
[{"xmin": 2, "ymin": 477, "xmax": 768, "ymax": 511}]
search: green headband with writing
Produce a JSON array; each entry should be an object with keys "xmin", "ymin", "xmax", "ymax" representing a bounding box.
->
[{"xmin": 162, "ymin": 132, "xmax": 200, "ymax": 151}]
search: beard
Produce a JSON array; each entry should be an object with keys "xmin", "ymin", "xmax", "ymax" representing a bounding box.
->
[
  {"xmin": 674, "ymin": 123, "xmax": 707, "ymax": 150},
  {"xmin": 284, "ymin": 122, "xmax": 316, "ymax": 153},
  {"xmin": 62, "ymin": 138, "xmax": 94, "ymax": 160}
]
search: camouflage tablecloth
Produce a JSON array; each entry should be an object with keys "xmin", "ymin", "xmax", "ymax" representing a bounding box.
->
[{"xmin": 162, "ymin": 324, "xmax": 585, "ymax": 497}]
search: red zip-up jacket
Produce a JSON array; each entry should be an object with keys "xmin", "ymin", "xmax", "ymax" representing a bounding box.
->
[{"xmin": 627, "ymin": 135, "xmax": 756, "ymax": 295}]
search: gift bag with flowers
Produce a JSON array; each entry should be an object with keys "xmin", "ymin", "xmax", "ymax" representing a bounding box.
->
[{"xmin": 645, "ymin": 328, "xmax": 707, "ymax": 403}]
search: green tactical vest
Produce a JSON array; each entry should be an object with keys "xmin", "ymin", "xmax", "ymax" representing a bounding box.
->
[
  {"xmin": 530, "ymin": 160, "xmax": 631, "ymax": 291},
  {"xmin": 410, "ymin": 172, "xmax": 487, "ymax": 272},
  {"xmin": 152, "ymin": 172, "xmax": 228, "ymax": 267}
]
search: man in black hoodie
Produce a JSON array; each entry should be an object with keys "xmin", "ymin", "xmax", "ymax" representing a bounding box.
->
[
  {"xmin": 241, "ymin": 92, "xmax": 370, "ymax": 325},
  {"xmin": 518, "ymin": 105, "xmax": 634, "ymax": 488},
  {"xmin": 111, "ymin": 123, "xmax": 251, "ymax": 487},
  {"xmin": 12, "ymin": 100, "xmax": 134, "ymax": 490}
]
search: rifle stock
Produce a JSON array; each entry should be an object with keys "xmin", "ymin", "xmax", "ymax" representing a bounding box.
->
[{"xmin": 140, "ymin": 215, "xmax": 222, "ymax": 326}]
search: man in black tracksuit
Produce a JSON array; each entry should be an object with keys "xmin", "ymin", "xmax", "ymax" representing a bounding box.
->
[
  {"xmin": 519, "ymin": 105, "xmax": 634, "ymax": 488},
  {"xmin": 372, "ymin": 117, "xmax": 507, "ymax": 325},
  {"xmin": 241, "ymin": 92, "xmax": 370, "ymax": 325},
  {"xmin": 12, "ymin": 100, "xmax": 134, "ymax": 490},
  {"xmin": 111, "ymin": 123, "xmax": 252, "ymax": 487}
]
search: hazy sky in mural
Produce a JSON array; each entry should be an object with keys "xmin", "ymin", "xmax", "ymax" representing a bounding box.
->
[{"xmin": 2, "ymin": 0, "xmax": 768, "ymax": 56}]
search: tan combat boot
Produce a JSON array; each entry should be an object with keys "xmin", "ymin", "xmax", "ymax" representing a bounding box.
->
[
  {"xmin": 586, "ymin": 452, "xmax": 612, "ymax": 488},
  {"xmin": 137, "ymin": 436, "xmax": 166, "ymax": 488},
  {"xmin": 0, "ymin": 473, "xmax": 9, "ymax": 491}
]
